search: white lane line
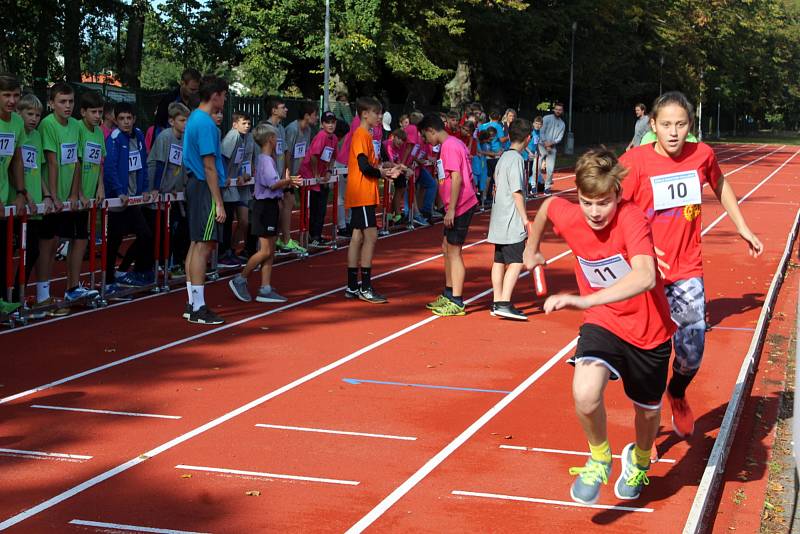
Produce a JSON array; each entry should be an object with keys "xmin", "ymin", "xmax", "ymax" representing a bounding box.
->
[
  {"xmin": 69, "ymin": 519, "xmax": 209, "ymax": 534},
  {"xmin": 0, "ymin": 448, "xmax": 92, "ymax": 461},
  {"xmin": 497, "ymin": 445, "xmax": 676, "ymax": 464},
  {"xmin": 254, "ymin": 423, "xmax": 417, "ymax": 441},
  {"xmin": 175, "ymin": 464, "xmax": 359, "ymax": 486},
  {"xmin": 30, "ymin": 405, "xmax": 182, "ymax": 420},
  {"xmin": 0, "ymin": 188, "xmax": 581, "ymax": 405},
  {"xmin": 451, "ymin": 490, "xmax": 654, "ymax": 513},
  {"xmin": 709, "ymin": 326, "xmax": 756, "ymax": 332},
  {"xmin": 344, "ymin": 337, "xmax": 579, "ymax": 533}
]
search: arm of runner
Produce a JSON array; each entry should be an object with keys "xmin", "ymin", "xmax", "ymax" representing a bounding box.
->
[
  {"xmin": 712, "ymin": 176, "xmax": 764, "ymax": 257},
  {"xmin": 445, "ymin": 170, "xmax": 463, "ymax": 228},
  {"xmin": 203, "ymin": 154, "xmax": 226, "ymax": 223},
  {"xmin": 45, "ymin": 151, "xmax": 63, "ymax": 211},
  {"xmin": 522, "ymin": 197, "xmax": 553, "ymax": 269},
  {"xmin": 11, "ymin": 146, "xmax": 34, "ymax": 214},
  {"xmin": 513, "ymin": 189, "xmax": 528, "ymax": 226},
  {"xmin": 543, "ymin": 253, "xmax": 656, "ymax": 313}
]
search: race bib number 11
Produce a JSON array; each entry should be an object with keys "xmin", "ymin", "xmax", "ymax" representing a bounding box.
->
[
  {"xmin": 650, "ymin": 170, "xmax": 702, "ymax": 211},
  {"xmin": 577, "ymin": 254, "xmax": 632, "ymax": 289}
]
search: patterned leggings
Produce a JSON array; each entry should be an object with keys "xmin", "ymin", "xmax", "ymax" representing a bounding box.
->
[{"xmin": 664, "ymin": 277, "xmax": 706, "ymax": 396}]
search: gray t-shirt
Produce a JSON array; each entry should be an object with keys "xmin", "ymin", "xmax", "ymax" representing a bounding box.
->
[
  {"xmin": 284, "ymin": 119, "xmax": 312, "ymax": 175},
  {"xmin": 260, "ymin": 118, "xmax": 286, "ymax": 178},
  {"xmin": 631, "ymin": 115, "xmax": 650, "ymax": 146},
  {"xmin": 488, "ymin": 149, "xmax": 527, "ymax": 245},
  {"xmin": 221, "ymin": 128, "xmax": 244, "ymax": 183},
  {"xmin": 147, "ymin": 128, "xmax": 187, "ymax": 195}
]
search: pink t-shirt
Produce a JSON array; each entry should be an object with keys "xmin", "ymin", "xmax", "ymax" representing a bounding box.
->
[
  {"xmin": 300, "ymin": 130, "xmax": 338, "ymax": 191},
  {"xmin": 438, "ymin": 135, "xmax": 478, "ymax": 216},
  {"xmin": 101, "ymin": 124, "xmax": 113, "ymax": 140},
  {"xmin": 335, "ymin": 116, "xmax": 382, "ymax": 165}
]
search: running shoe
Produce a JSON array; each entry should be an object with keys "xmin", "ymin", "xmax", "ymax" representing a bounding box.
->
[
  {"xmin": 614, "ymin": 442, "xmax": 650, "ymax": 500},
  {"xmin": 236, "ymin": 253, "xmax": 250, "ymax": 263},
  {"xmin": 169, "ymin": 264, "xmax": 186, "ymax": 278},
  {"xmin": 136, "ymin": 271, "xmax": 155, "ymax": 285},
  {"xmin": 337, "ymin": 226, "xmax": 352, "ymax": 238},
  {"xmin": 284, "ymin": 239, "xmax": 307, "ymax": 254},
  {"xmin": 256, "ymin": 287, "xmax": 288, "ymax": 303},
  {"xmin": 188, "ymin": 305, "xmax": 225, "ymax": 325},
  {"xmin": 276, "ymin": 239, "xmax": 290, "ymax": 252},
  {"xmin": 217, "ymin": 251, "xmax": 241, "ymax": 267},
  {"xmin": 667, "ymin": 391, "xmax": 695, "ymax": 437},
  {"xmin": 114, "ymin": 270, "xmax": 127, "ymax": 281},
  {"xmin": 0, "ymin": 299, "xmax": 21, "ymax": 314},
  {"xmin": 432, "ymin": 299, "xmax": 466, "ymax": 316},
  {"xmin": 426, "ymin": 294, "xmax": 449, "ymax": 310},
  {"xmin": 28, "ymin": 297, "xmax": 55, "ymax": 319},
  {"xmin": 117, "ymin": 272, "xmax": 148, "ymax": 288},
  {"xmin": 229, "ymin": 275, "xmax": 252, "ymax": 302},
  {"xmin": 412, "ymin": 214, "xmax": 430, "ymax": 227},
  {"xmin": 489, "ymin": 302, "xmax": 496, "ymax": 316},
  {"xmin": 358, "ymin": 286, "xmax": 388, "ymax": 304},
  {"xmin": 543, "ymin": 188, "xmax": 553, "ymax": 196},
  {"xmin": 65, "ymin": 284, "xmax": 100, "ymax": 302},
  {"xmin": 183, "ymin": 303, "xmax": 192, "ymax": 320},
  {"xmin": 344, "ymin": 286, "xmax": 360, "ymax": 299},
  {"xmin": 569, "ymin": 458, "xmax": 612, "ymax": 505},
  {"xmin": 494, "ymin": 303, "xmax": 528, "ymax": 321},
  {"xmin": 309, "ymin": 238, "xmax": 332, "ymax": 248}
]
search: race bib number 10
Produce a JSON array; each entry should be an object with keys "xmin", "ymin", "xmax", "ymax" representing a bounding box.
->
[
  {"xmin": 577, "ymin": 254, "xmax": 632, "ymax": 289},
  {"xmin": 650, "ymin": 170, "xmax": 702, "ymax": 211}
]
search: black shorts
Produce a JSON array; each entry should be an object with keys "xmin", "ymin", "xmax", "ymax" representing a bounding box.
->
[
  {"xmin": 39, "ymin": 213, "xmax": 60, "ymax": 240},
  {"xmin": 350, "ymin": 205, "xmax": 377, "ymax": 230},
  {"xmin": 493, "ymin": 240, "xmax": 525, "ymax": 264},
  {"xmin": 57, "ymin": 211, "xmax": 89, "ymax": 240},
  {"xmin": 187, "ymin": 177, "xmax": 222, "ymax": 242},
  {"xmin": 444, "ymin": 206, "xmax": 475, "ymax": 245},
  {"xmin": 250, "ymin": 198, "xmax": 280, "ymax": 237},
  {"xmin": 570, "ymin": 323, "xmax": 672, "ymax": 408}
]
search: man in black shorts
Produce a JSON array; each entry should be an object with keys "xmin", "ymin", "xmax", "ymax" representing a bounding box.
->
[
  {"xmin": 418, "ymin": 114, "xmax": 479, "ymax": 317},
  {"xmin": 183, "ymin": 75, "xmax": 229, "ymax": 325}
]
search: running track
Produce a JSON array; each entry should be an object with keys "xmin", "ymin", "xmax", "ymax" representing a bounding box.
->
[{"xmin": 1, "ymin": 143, "xmax": 798, "ymax": 532}]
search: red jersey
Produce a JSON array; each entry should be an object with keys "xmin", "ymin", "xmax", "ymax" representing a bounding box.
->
[
  {"xmin": 548, "ymin": 197, "xmax": 675, "ymax": 349},
  {"xmin": 619, "ymin": 142, "xmax": 722, "ymax": 284}
]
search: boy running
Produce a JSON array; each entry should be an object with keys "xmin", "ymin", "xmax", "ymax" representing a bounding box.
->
[
  {"xmin": 419, "ymin": 113, "xmax": 479, "ymax": 317},
  {"xmin": 524, "ymin": 147, "xmax": 676, "ymax": 504},
  {"xmin": 183, "ymin": 75, "xmax": 229, "ymax": 325},
  {"xmin": 619, "ymin": 91, "xmax": 763, "ymax": 437},
  {"xmin": 488, "ymin": 118, "xmax": 531, "ymax": 320},
  {"xmin": 345, "ymin": 97, "xmax": 400, "ymax": 303}
]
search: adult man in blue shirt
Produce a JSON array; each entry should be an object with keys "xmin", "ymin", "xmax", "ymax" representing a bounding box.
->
[{"xmin": 183, "ymin": 75, "xmax": 228, "ymax": 325}]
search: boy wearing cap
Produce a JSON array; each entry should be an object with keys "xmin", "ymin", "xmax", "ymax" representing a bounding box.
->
[{"xmin": 300, "ymin": 111, "xmax": 338, "ymax": 246}]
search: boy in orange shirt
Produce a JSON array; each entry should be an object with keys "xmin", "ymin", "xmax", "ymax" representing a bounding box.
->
[{"xmin": 345, "ymin": 97, "xmax": 400, "ymax": 303}]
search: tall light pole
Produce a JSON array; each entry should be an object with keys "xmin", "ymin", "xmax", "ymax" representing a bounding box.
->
[
  {"xmin": 659, "ymin": 55, "xmax": 664, "ymax": 95},
  {"xmin": 715, "ymin": 86, "xmax": 721, "ymax": 139},
  {"xmin": 322, "ymin": 0, "xmax": 331, "ymax": 111},
  {"xmin": 565, "ymin": 21, "xmax": 577, "ymax": 155},
  {"xmin": 697, "ymin": 69, "xmax": 704, "ymax": 141}
]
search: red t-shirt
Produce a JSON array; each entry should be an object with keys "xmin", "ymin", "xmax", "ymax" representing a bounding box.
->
[
  {"xmin": 619, "ymin": 142, "xmax": 722, "ymax": 284},
  {"xmin": 548, "ymin": 197, "xmax": 675, "ymax": 349}
]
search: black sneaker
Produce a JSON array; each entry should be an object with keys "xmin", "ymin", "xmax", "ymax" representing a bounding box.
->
[
  {"xmin": 337, "ymin": 226, "xmax": 352, "ymax": 238},
  {"xmin": 344, "ymin": 286, "xmax": 360, "ymax": 299},
  {"xmin": 188, "ymin": 305, "xmax": 225, "ymax": 325},
  {"xmin": 183, "ymin": 303, "xmax": 192, "ymax": 319},
  {"xmin": 489, "ymin": 303, "xmax": 497, "ymax": 316},
  {"xmin": 217, "ymin": 252, "xmax": 241, "ymax": 268},
  {"xmin": 358, "ymin": 286, "xmax": 388, "ymax": 304},
  {"xmin": 494, "ymin": 303, "xmax": 527, "ymax": 321}
]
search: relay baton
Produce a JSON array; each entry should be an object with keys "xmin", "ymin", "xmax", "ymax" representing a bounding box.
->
[{"xmin": 532, "ymin": 265, "xmax": 547, "ymax": 296}]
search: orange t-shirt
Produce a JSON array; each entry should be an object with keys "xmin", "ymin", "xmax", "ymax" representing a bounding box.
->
[{"xmin": 345, "ymin": 126, "xmax": 380, "ymax": 208}]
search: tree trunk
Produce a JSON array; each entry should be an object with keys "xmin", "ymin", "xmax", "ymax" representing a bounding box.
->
[
  {"xmin": 62, "ymin": 0, "xmax": 83, "ymax": 82},
  {"xmin": 120, "ymin": 0, "xmax": 147, "ymax": 88},
  {"xmin": 33, "ymin": 1, "xmax": 55, "ymax": 101}
]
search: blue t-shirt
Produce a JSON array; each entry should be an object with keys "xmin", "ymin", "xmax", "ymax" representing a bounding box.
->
[
  {"xmin": 183, "ymin": 109, "xmax": 226, "ymax": 186},
  {"xmin": 523, "ymin": 129, "xmax": 541, "ymax": 161},
  {"xmin": 479, "ymin": 121, "xmax": 504, "ymax": 153}
]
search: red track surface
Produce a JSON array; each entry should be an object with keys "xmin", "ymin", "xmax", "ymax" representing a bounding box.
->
[{"xmin": 2, "ymin": 143, "xmax": 798, "ymax": 533}]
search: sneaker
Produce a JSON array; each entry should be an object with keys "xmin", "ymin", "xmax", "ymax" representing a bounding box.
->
[
  {"xmin": 118, "ymin": 272, "xmax": 148, "ymax": 288},
  {"xmin": 29, "ymin": 297, "xmax": 57, "ymax": 319},
  {"xmin": 667, "ymin": 391, "xmax": 695, "ymax": 437},
  {"xmin": 229, "ymin": 275, "xmax": 252, "ymax": 302},
  {"xmin": 188, "ymin": 305, "xmax": 225, "ymax": 325},
  {"xmin": 135, "ymin": 271, "xmax": 155, "ymax": 285},
  {"xmin": 169, "ymin": 264, "xmax": 186, "ymax": 278},
  {"xmin": 432, "ymin": 299, "xmax": 466, "ymax": 316},
  {"xmin": 284, "ymin": 239, "xmax": 307, "ymax": 254},
  {"xmin": 256, "ymin": 287, "xmax": 288, "ymax": 303},
  {"xmin": 105, "ymin": 284, "xmax": 133, "ymax": 301},
  {"xmin": 236, "ymin": 253, "xmax": 250, "ymax": 263},
  {"xmin": 489, "ymin": 303, "xmax": 496, "ymax": 316},
  {"xmin": 568, "ymin": 458, "xmax": 612, "ymax": 505},
  {"xmin": 276, "ymin": 239, "xmax": 291, "ymax": 252},
  {"xmin": 390, "ymin": 213, "xmax": 402, "ymax": 224},
  {"xmin": 614, "ymin": 442, "xmax": 650, "ymax": 500},
  {"xmin": 337, "ymin": 226, "xmax": 351, "ymax": 238},
  {"xmin": 426, "ymin": 294, "xmax": 449, "ymax": 310},
  {"xmin": 412, "ymin": 214, "xmax": 430, "ymax": 227},
  {"xmin": 65, "ymin": 284, "xmax": 100, "ymax": 302},
  {"xmin": 182, "ymin": 303, "xmax": 192, "ymax": 320},
  {"xmin": 358, "ymin": 286, "xmax": 388, "ymax": 304},
  {"xmin": 218, "ymin": 251, "xmax": 241, "ymax": 267},
  {"xmin": 309, "ymin": 238, "xmax": 332, "ymax": 248},
  {"xmin": 494, "ymin": 303, "xmax": 528, "ymax": 321},
  {"xmin": 543, "ymin": 187, "xmax": 553, "ymax": 196},
  {"xmin": 344, "ymin": 286, "xmax": 360, "ymax": 299},
  {"xmin": 114, "ymin": 270, "xmax": 128, "ymax": 281},
  {"xmin": 0, "ymin": 299, "xmax": 21, "ymax": 315}
]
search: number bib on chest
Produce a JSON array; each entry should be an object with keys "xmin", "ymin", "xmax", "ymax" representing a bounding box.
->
[
  {"xmin": 436, "ymin": 159, "xmax": 445, "ymax": 182},
  {"xmin": 61, "ymin": 142, "xmax": 78, "ymax": 165},
  {"xmin": 293, "ymin": 142, "xmax": 307, "ymax": 159},
  {"xmin": 276, "ymin": 139, "xmax": 285, "ymax": 155},
  {"xmin": 650, "ymin": 170, "xmax": 702, "ymax": 211},
  {"xmin": 240, "ymin": 160, "xmax": 251, "ymax": 176},
  {"xmin": 0, "ymin": 132, "xmax": 15, "ymax": 157},
  {"xmin": 128, "ymin": 150, "xmax": 143, "ymax": 171},
  {"xmin": 22, "ymin": 145, "xmax": 37, "ymax": 169},
  {"xmin": 168, "ymin": 144, "xmax": 183, "ymax": 166},
  {"xmin": 234, "ymin": 146, "xmax": 244, "ymax": 164},
  {"xmin": 321, "ymin": 146, "xmax": 334, "ymax": 163},
  {"xmin": 84, "ymin": 142, "xmax": 102, "ymax": 165},
  {"xmin": 577, "ymin": 254, "xmax": 632, "ymax": 289},
  {"xmin": 372, "ymin": 140, "xmax": 381, "ymax": 161},
  {"xmin": 410, "ymin": 144, "xmax": 420, "ymax": 158}
]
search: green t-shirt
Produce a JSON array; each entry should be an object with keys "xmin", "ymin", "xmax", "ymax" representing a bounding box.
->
[
  {"xmin": 78, "ymin": 120, "xmax": 106, "ymax": 198},
  {"xmin": 640, "ymin": 130, "xmax": 699, "ymax": 145},
  {"xmin": 39, "ymin": 114, "xmax": 81, "ymax": 201},
  {"xmin": 0, "ymin": 112, "xmax": 25, "ymax": 206},
  {"xmin": 20, "ymin": 129, "xmax": 44, "ymax": 208}
]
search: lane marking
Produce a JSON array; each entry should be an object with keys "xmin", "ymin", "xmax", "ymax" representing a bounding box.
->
[
  {"xmin": 451, "ymin": 490, "xmax": 653, "ymax": 513},
  {"xmin": 254, "ymin": 424, "xmax": 417, "ymax": 441},
  {"xmin": 498, "ymin": 445, "xmax": 676, "ymax": 464},
  {"xmin": 0, "ymin": 448, "xmax": 92, "ymax": 461},
  {"xmin": 68, "ymin": 519, "xmax": 209, "ymax": 534},
  {"xmin": 174, "ymin": 464, "xmax": 359, "ymax": 486},
  {"xmin": 709, "ymin": 326, "xmax": 756, "ymax": 332},
  {"xmin": 30, "ymin": 405, "xmax": 182, "ymax": 420},
  {"xmin": 341, "ymin": 378, "xmax": 511, "ymax": 394}
]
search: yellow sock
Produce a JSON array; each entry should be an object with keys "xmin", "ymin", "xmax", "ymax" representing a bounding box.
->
[
  {"xmin": 633, "ymin": 445, "xmax": 651, "ymax": 468},
  {"xmin": 588, "ymin": 440, "xmax": 612, "ymax": 463}
]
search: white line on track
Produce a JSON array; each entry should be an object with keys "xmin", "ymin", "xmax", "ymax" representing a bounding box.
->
[
  {"xmin": 254, "ymin": 423, "xmax": 417, "ymax": 441},
  {"xmin": 450, "ymin": 490, "xmax": 654, "ymax": 513},
  {"xmin": 174, "ymin": 464, "xmax": 359, "ymax": 486},
  {"xmin": 30, "ymin": 405, "xmax": 182, "ymax": 420},
  {"xmin": 709, "ymin": 326, "xmax": 756, "ymax": 332},
  {"xmin": 68, "ymin": 519, "xmax": 209, "ymax": 534},
  {"xmin": 497, "ymin": 445, "xmax": 676, "ymax": 463},
  {"xmin": 0, "ymin": 448, "xmax": 92, "ymax": 461}
]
